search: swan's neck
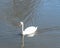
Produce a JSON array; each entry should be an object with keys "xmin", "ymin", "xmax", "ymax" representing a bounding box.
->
[{"xmin": 21, "ymin": 23, "xmax": 24, "ymax": 34}]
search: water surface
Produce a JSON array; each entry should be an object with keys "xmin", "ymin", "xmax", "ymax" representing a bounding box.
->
[{"xmin": 0, "ymin": 0, "xmax": 60, "ymax": 48}]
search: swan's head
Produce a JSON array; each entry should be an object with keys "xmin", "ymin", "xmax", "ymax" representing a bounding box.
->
[
  {"xmin": 19, "ymin": 21, "xmax": 23, "ymax": 26},
  {"xmin": 20, "ymin": 21, "xmax": 23, "ymax": 25}
]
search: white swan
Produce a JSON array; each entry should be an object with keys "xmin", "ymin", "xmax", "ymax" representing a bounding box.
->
[{"xmin": 19, "ymin": 21, "xmax": 38, "ymax": 37}]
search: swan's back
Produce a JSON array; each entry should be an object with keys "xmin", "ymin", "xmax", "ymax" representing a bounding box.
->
[{"xmin": 23, "ymin": 26, "xmax": 37, "ymax": 35}]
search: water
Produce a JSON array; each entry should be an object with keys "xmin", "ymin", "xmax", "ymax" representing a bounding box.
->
[{"xmin": 0, "ymin": 0, "xmax": 60, "ymax": 48}]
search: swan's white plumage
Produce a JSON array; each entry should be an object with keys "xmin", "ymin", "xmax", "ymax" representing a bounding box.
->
[
  {"xmin": 20, "ymin": 21, "xmax": 37, "ymax": 37},
  {"xmin": 23, "ymin": 26, "xmax": 37, "ymax": 36}
]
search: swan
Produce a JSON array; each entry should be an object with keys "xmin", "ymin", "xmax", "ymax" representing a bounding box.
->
[
  {"xmin": 19, "ymin": 21, "xmax": 38, "ymax": 48},
  {"xmin": 19, "ymin": 21, "xmax": 38, "ymax": 37}
]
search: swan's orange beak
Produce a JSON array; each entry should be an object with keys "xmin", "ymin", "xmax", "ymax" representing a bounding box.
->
[
  {"xmin": 19, "ymin": 23, "xmax": 21, "ymax": 27},
  {"xmin": 17, "ymin": 22, "xmax": 21, "ymax": 27}
]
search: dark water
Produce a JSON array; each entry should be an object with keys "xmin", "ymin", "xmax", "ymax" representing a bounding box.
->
[{"xmin": 0, "ymin": 0, "xmax": 60, "ymax": 48}]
